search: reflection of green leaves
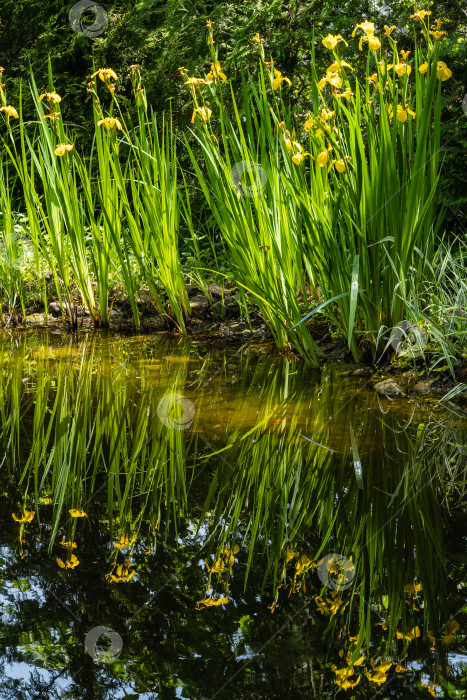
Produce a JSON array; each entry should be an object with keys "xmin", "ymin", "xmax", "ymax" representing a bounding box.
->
[
  {"xmin": 11, "ymin": 579, "xmax": 31, "ymax": 592},
  {"xmin": 0, "ymin": 333, "xmax": 466, "ymax": 695}
]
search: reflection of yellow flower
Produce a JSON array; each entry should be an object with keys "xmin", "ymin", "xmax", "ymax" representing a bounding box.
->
[
  {"xmin": 273, "ymin": 68, "xmax": 292, "ymax": 90},
  {"xmin": 285, "ymin": 549, "xmax": 298, "ymax": 563},
  {"xmin": 436, "ymin": 61, "xmax": 452, "ymax": 81},
  {"xmin": 365, "ymin": 661, "xmax": 392, "ymax": 684},
  {"xmin": 113, "ymin": 533, "xmax": 137, "ymax": 549},
  {"xmin": 108, "ymin": 563, "xmax": 135, "ymax": 582},
  {"xmin": 195, "ymin": 595, "xmax": 229, "ymax": 609},
  {"xmin": 0, "ymin": 105, "xmax": 19, "ymax": 118},
  {"xmin": 97, "ymin": 117, "xmax": 123, "ymax": 131},
  {"xmin": 221, "ymin": 544, "xmax": 240, "ymax": 566},
  {"xmin": 332, "ymin": 664, "xmax": 361, "ymax": 689},
  {"xmin": 314, "ymin": 590, "xmax": 342, "ymax": 615},
  {"xmin": 38, "ymin": 92, "xmax": 61, "ymax": 104},
  {"xmin": 12, "ymin": 510, "xmax": 35, "ymax": 522},
  {"xmin": 55, "ymin": 143, "xmax": 74, "ymax": 156},
  {"xmin": 207, "ymin": 61, "xmax": 227, "ymax": 83},
  {"xmin": 69, "ymin": 508, "xmax": 87, "ymax": 517},
  {"xmin": 396, "ymin": 625, "xmax": 420, "ymax": 642},
  {"xmin": 205, "ymin": 557, "xmax": 226, "ymax": 573},
  {"xmin": 57, "ymin": 553, "xmax": 79, "ymax": 569},
  {"xmin": 442, "ymin": 619, "xmax": 460, "ymax": 645}
]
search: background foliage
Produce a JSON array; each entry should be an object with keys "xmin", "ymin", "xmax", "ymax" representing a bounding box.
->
[{"xmin": 1, "ymin": 0, "xmax": 466, "ymax": 231}]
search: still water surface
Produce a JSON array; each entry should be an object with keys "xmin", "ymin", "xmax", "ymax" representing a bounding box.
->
[{"xmin": 0, "ymin": 330, "xmax": 466, "ymax": 698}]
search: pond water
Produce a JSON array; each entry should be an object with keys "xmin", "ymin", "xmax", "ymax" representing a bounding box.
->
[{"xmin": 0, "ymin": 330, "xmax": 466, "ymax": 699}]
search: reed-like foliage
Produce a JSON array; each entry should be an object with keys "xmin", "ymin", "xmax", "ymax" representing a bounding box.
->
[{"xmin": 0, "ymin": 15, "xmax": 459, "ymax": 367}]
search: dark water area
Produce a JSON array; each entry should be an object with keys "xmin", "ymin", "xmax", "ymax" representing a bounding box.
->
[{"xmin": 0, "ymin": 330, "xmax": 466, "ymax": 699}]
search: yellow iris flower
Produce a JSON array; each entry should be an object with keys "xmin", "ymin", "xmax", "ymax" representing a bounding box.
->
[
  {"xmin": 0, "ymin": 105, "xmax": 19, "ymax": 118},
  {"xmin": 38, "ymin": 92, "xmax": 61, "ymax": 104},
  {"xmin": 273, "ymin": 68, "xmax": 292, "ymax": 90},
  {"xmin": 292, "ymin": 151, "xmax": 313, "ymax": 165},
  {"xmin": 388, "ymin": 103, "xmax": 416, "ymax": 122},
  {"xmin": 207, "ymin": 61, "xmax": 227, "ymax": 83},
  {"xmin": 322, "ymin": 34, "xmax": 347, "ymax": 50},
  {"xmin": 352, "ymin": 21, "xmax": 375, "ymax": 37},
  {"xmin": 54, "ymin": 143, "xmax": 74, "ymax": 156},
  {"xmin": 191, "ymin": 106, "xmax": 212, "ymax": 123},
  {"xmin": 326, "ymin": 60, "xmax": 353, "ymax": 74},
  {"xmin": 384, "ymin": 25, "xmax": 397, "ymax": 37},
  {"xmin": 184, "ymin": 77, "xmax": 213, "ymax": 86},
  {"xmin": 410, "ymin": 10, "xmax": 431, "ymax": 21},
  {"xmin": 97, "ymin": 117, "xmax": 123, "ymax": 131},
  {"xmin": 436, "ymin": 61, "xmax": 452, "ymax": 81},
  {"xmin": 91, "ymin": 68, "xmax": 118, "ymax": 82},
  {"xmin": 359, "ymin": 34, "xmax": 381, "ymax": 51},
  {"xmin": 12, "ymin": 510, "xmax": 35, "ymax": 522},
  {"xmin": 394, "ymin": 63, "xmax": 411, "ymax": 76}
]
